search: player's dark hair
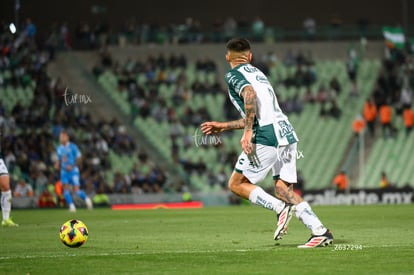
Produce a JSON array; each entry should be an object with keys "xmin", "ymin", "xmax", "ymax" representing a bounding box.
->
[
  {"xmin": 226, "ymin": 38, "xmax": 251, "ymax": 52},
  {"xmin": 60, "ymin": 129, "xmax": 69, "ymax": 137}
]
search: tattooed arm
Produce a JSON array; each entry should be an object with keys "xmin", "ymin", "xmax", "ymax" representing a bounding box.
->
[
  {"xmin": 240, "ymin": 86, "xmax": 257, "ymax": 154},
  {"xmin": 240, "ymin": 86, "xmax": 257, "ymax": 131},
  {"xmin": 200, "ymin": 86, "xmax": 257, "ymax": 154},
  {"xmin": 200, "ymin": 118, "xmax": 244, "ymax": 135}
]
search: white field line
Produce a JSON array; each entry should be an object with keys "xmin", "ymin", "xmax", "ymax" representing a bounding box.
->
[
  {"xmin": 0, "ymin": 248, "xmax": 259, "ymax": 260},
  {"xmin": 0, "ymin": 244, "xmax": 409, "ymax": 260}
]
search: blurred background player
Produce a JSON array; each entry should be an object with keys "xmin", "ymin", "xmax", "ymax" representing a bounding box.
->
[
  {"xmin": 55, "ymin": 130, "xmax": 93, "ymax": 212},
  {"xmin": 201, "ymin": 38, "xmax": 333, "ymax": 248},
  {"xmin": 1, "ymin": 133, "xmax": 18, "ymax": 226}
]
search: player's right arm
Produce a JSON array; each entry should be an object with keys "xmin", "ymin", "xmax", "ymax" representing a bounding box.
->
[
  {"xmin": 54, "ymin": 160, "xmax": 60, "ymax": 171},
  {"xmin": 54, "ymin": 146, "xmax": 61, "ymax": 171},
  {"xmin": 200, "ymin": 118, "xmax": 245, "ymax": 135}
]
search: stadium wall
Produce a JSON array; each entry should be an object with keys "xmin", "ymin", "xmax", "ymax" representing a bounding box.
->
[{"xmin": 102, "ymin": 41, "xmax": 385, "ymax": 64}]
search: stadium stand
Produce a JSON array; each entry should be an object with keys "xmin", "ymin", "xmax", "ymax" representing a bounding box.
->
[
  {"xmin": 0, "ymin": 23, "xmax": 168, "ymax": 204},
  {"xmin": 355, "ymin": 48, "xmax": 414, "ymax": 189},
  {"xmin": 2, "ymin": 15, "xmax": 411, "ymax": 200},
  {"xmin": 94, "ymin": 46, "xmax": 381, "ymax": 191}
]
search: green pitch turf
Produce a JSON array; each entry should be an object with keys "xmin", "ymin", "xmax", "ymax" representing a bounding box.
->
[{"xmin": 1, "ymin": 204, "xmax": 414, "ymax": 274}]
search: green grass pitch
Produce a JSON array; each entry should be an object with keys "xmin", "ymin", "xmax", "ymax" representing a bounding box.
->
[{"xmin": 1, "ymin": 204, "xmax": 414, "ymax": 274}]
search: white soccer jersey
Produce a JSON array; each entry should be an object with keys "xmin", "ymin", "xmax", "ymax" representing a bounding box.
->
[{"xmin": 225, "ymin": 63, "xmax": 298, "ymax": 147}]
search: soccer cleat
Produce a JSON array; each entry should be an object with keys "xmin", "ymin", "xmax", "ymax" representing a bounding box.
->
[
  {"xmin": 297, "ymin": 229, "xmax": 334, "ymax": 248},
  {"xmin": 85, "ymin": 197, "xmax": 93, "ymax": 210},
  {"xmin": 1, "ymin": 218, "xmax": 19, "ymax": 227},
  {"xmin": 274, "ymin": 204, "xmax": 295, "ymax": 240},
  {"xmin": 69, "ymin": 203, "xmax": 77, "ymax": 213}
]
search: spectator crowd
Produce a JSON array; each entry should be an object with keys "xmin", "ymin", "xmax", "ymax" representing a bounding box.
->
[{"xmin": 0, "ymin": 19, "xmax": 169, "ymax": 208}]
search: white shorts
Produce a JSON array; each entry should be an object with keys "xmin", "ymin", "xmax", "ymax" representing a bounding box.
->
[
  {"xmin": 0, "ymin": 159, "xmax": 9, "ymax": 175},
  {"xmin": 234, "ymin": 143, "xmax": 298, "ymax": 184}
]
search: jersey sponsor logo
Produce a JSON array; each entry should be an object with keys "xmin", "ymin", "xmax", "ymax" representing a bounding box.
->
[
  {"xmin": 255, "ymin": 75, "xmax": 270, "ymax": 85},
  {"xmin": 227, "ymin": 75, "xmax": 245, "ymax": 92},
  {"xmin": 243, "ymin": 65, "xmax": 259, "ymax": 73},
  {"xmin": 278, "ymin": 121, "xmax": 294, "ymax": 137}
]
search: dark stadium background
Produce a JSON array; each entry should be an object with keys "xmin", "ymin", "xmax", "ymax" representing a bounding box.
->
[{"xmin": 1, "ymin": 0, "xmax": 413, "ymax": 34}]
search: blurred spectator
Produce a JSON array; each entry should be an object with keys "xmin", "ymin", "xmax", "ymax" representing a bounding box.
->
[
  {"xmin": 303, "ymin": 17, "xmax": 316, "ymax": 40},
  {"xmin": 352, "ymin": 114, "xmax": 366, "ymax": 136},
  {"xmin": 223, "ymin": 17, "xmax": 237, "ymax": 41},
  {"xmin": 284, "ymin": 93, "xmax": 304, "ymax": 114},
  {"xmin": 402, "ymin": 106, "xmax": 414, "ymax": 136},
  {"xmin": 399, "ymin": 82, "xmax": 413, "ymax": 109},
  {"xmin": 346, "ymin": 47, "xmax": 359, "ymax": 81},
  {"xmin": 38, "ymin": 184, "xmax": 57, "ymax": 208},
  {"xmin": 348, "ymin": 80, "xmax": 359, "ymax": 104},
  {"xmin": 319, "ymin": 102, "xmax": 328, "ymax": 118},
  {"xmin": 328, "ymin": 100, "xmax": 342, "ymax": 119},
  {"xmin": 215, "ymin": 168, "xmax": 227, "ymax": 189},
  {"xmin": 113, "ymin": 171, "xmax": 130, "ymax": 193},
  {"xmin": 169, "ymin": 117, "xmax": 185, "ymax": 142},
  {"xmin": 379, "ymin": 101, "xmax": 394, "ymax": 138},
  {"xmin": 3, "ymin": 151, "xmax": 16, "ymax": 173},
  {"xmin": 380, "ymin": 171, "xmax": 390, "ymax": 189},
  {"xmin": 54, "ymin": 180, "xmax": 66, "ymax": 207},
  {"xmin": 93, "ymin": 186, "xmax": 110, "ymax": 206},
  {"xmin": 316, "ymin": 85, "xmax": 328, "ymax": 104},
  {"xmin": 332, "ymin": 171, "xmax": 348, "ymax": 191},
  {"xmin": 251, "ymin": 16, "xmax": 265, "ymax": 41},
  {"xmin": 14, "ymin": 179, "xmax": 34, "ymax": 198},
  {"xmin": 304, "ymin": 88, "xmax": 316, "ymax": 104},
  {"xmin": 363, "ymin": 97, "xmax": 378, "ymax": 136},
  {"xmin": 329, "ymin": 77, "xmax": 342, "ymax": 96},
  {"xmin": 100, "ymin": 46, "xmax": 113, "ymax": 67},
  {"xmin": 24, "ymin": 18, "xmax": 37, "ymax": 39},
  {"xmin": 283, "ymin": 49, "xmax": 296, "ymax": 67}
]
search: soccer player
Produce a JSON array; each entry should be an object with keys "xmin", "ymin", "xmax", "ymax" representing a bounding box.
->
[
  {"xmin": 201, "ymin": 38, "xmax": 333, "ymax": 248},
  {"xmin": 55, "ymin": 130, "xmax": 92, "ymax": 212},
  {"xmin": 1, "ymin": 157, "xmax": 18, "ymax": 227}
]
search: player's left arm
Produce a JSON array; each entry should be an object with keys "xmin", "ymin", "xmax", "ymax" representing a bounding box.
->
[{"xmin": 240, "ymin": 85, "xmax": 257, "ymax": 154}]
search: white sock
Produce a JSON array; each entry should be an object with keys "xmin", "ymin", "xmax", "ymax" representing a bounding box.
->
[
  {"xmin": 248, "ymin": 186, "xmax": 285, "ymax": 213},
  {"xmin": 69, "ymin": 203, "xmax": 76, "ymax": 211},
  {"xmin": 295, "ymin": 201, "xmax": 326, "ymax": 235},
  {"xmin": 1, "ymin": 190, "xmax": 12, "ymax": 220}
]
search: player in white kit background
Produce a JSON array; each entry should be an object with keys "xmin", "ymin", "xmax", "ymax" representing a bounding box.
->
[
  {"xmin": 201, "ymin": 38, "xmax": 333, "ymax": 248},
  {"xmin": 1, "ymin": 132, "xmax": 18, "ymax": 227}
]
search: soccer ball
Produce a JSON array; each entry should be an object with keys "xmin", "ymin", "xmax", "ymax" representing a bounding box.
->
[{"xmin": 59, "ymin": 219, "xmax": 89, "ymax": 248}]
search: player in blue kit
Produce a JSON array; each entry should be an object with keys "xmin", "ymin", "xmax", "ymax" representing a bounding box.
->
[{"xmin": 55, "ymin": 130, "xmax": 92, "ymax": 212}]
